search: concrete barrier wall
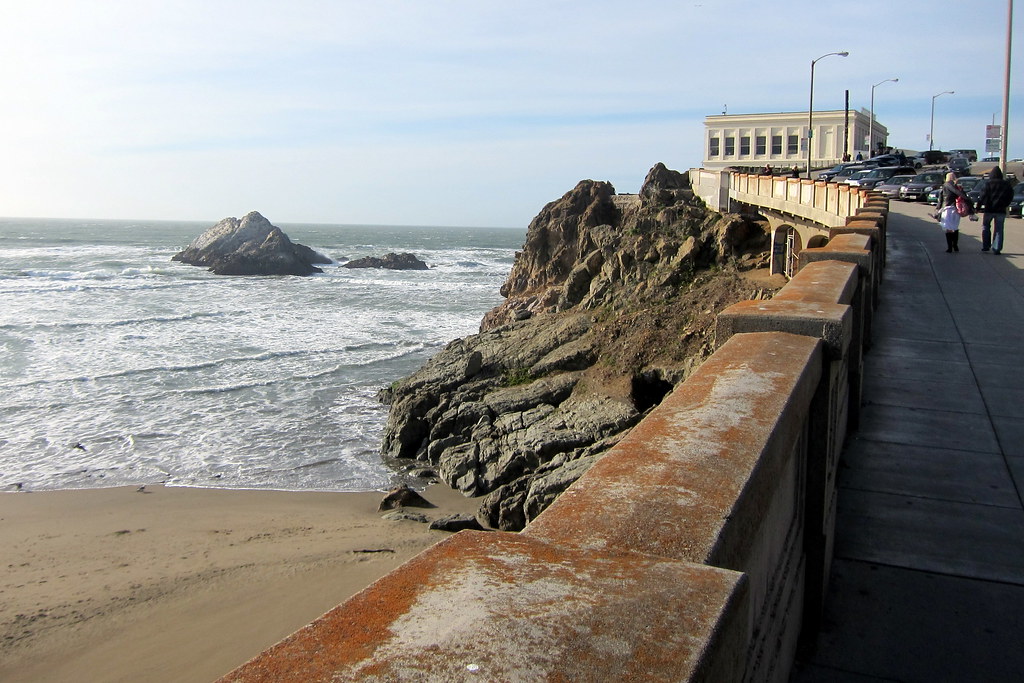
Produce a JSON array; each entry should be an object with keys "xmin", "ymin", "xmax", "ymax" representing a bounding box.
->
[
  {"xmin": 728, "ymin": 172, "xmax": 869, "ymax": 229},
  {"xmin": 691, "ymin": 168, "xmax": 733, "ymax": 211},
  {"xmin": 219, "ymin": 201, "xmax": 888, "ymax": 683}
]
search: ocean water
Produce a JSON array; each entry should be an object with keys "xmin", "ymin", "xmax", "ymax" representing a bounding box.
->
[{"xmin": 0, "ymin": 217, "xmax": 523, "ymax": 492}]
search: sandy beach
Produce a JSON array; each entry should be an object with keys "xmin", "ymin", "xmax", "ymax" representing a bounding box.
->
[{"xmin": 0, "ymin": 483, "xmax": 481, "ymax": 682}]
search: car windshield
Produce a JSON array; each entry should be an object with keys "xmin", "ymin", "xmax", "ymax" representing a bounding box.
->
[
  {"xmin": 849, "ymin": 171, "xmax": 872, "ymax": 180},
  {"xmin": 912, "ymin": 173, "xmax": 944, "ymax": 183},
  {"xmin": 883, "ymin": 175, "xmax": 915, "ymax": 186}
]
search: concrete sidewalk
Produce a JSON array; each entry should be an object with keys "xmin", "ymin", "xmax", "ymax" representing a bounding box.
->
[{"xmin": 792, "ymin": 200, "xmax": 1024, "ymax": 682}]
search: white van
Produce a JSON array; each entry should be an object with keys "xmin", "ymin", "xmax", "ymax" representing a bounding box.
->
[{"xmin": 949, "ymin": 149, "xmax": 978, "ymax": 162}]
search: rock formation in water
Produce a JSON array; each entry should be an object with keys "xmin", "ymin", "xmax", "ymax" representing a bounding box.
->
[
  {"xmin": 343, "ymin": 253, "xmax": 429, "ymax": 270},
  {"xmin": 172, "ymin": 211, "xmax": 331, "ymax": 276},
  {"xmin": 379, "ymin": 163, "xmax": 779, "ymax": 531}
]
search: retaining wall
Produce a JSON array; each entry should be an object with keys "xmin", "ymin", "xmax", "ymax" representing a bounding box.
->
[{"xmin": 218, "ymin": 200, "xmax": 889, "ymax": 683}]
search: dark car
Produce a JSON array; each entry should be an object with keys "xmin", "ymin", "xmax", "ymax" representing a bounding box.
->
[
  {"xmin": 900, "ymin": 171, "xmax": 947, "ymax": 201},
  {"xmin": 965, "ymin": 178, "xmax": 989, "ymax": 205},
  {"xmin": 914, "ymin": 150, "xmax": 948, "ymax": 166},
  {"xmin": 869, "ymin": 154, "xmax": 910, "ymax": 167},
  {"xmin": 947, "ymin": 156, "xmax": 971, "ymax": 175},
  {"xmin": 848, "ymin": 165, "xmax": 918, "ymax": 189},
  {"xmin": 818, "ymin": 163, "xmax": 863, "ymax": 181},
  {"xmin": 926, "ymin": 175, "xmax": 984, "ymax": 206},
  {"xmin": 1008, "ymin": 184, "xmax": 1024, "ymax": 218}
]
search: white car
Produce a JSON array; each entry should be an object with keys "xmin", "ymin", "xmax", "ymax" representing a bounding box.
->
[{"xmin": 843, "ymin": 170, "xmax": 874, "ymax": 186}]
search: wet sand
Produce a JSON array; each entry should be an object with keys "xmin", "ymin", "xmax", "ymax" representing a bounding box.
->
[{"xmin": 0, "ymin": 484, "xmax": 479, "ymax": 682}]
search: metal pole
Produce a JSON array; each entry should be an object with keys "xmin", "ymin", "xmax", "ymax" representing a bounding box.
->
[
  {"xmin": 930, "ymin": 91, "xmax": 954, "ymax": 152},
  {"xmin": 1000, "ymin": 0, "xmax": 1013, "ymax": 173},
  {"xmin": 807, "ymin": 51, "xmax": 849, "ymax": 179},
  {"xmin": 807, "ymin": 62, "xmax": 815, "ymax": 178},
  {"xmin": 929, "ymin": 97, "xmax": 935, "ymax": 151},
  {"xmin": 870, "ymin": 78, "xmax": 898, "ymax": 157},
  {"xmin": 844, "ymin": 90, "xmax": 850, "ymax": 161}
]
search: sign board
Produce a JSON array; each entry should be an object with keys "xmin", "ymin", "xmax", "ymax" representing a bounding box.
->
[{"xmin": 986, "ymin": 124, "xmax": 1002, "ymax": 154}]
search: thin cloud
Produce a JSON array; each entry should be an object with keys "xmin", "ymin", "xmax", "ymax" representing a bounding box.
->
[{"xmin": 1, "ymin": 0, "xmax": 1020, "ymax": 225}]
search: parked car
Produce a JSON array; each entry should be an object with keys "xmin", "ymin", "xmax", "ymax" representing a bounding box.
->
[
  {"xmin": 817, "ymin": 163, "xmax": 860, "ymax": 181},
  {"xmin": 869, "ymin": 154, "xmax": 910, "ymax": 167},
  {"xmin": 876, "ymin": 174, "xmax": 916, "ymax": 198},
  {"xmin": 900, "ymin": 171, "xmax": 947, "ymax": 201},
  {"xmin": 848, "ymin": 165, "xmax": 918, "ymax": 189},
  {"xmin": 947, "ymin": 156, "xmax": 971, "ymax": 175},
  {"xmin": 914, "ymin": 150, "xmax": 948, "ymax": 166},
  {"xmin": 832, "ymin": 165, "xmax": 872, "ymax": 182},
  {"xmin": 1008, "ymin": 184, "xmax": 1024, "ymax": 218},
  {"xmin": 843, "ymin": 170, "xmax": 875, "ymax": 186},
  {"xmin": 982, "ymin": 156, "xmax": 1000, "ymax": 162},
  {"xmin": 927, "ymin": 176, "xmax": 984, "ymax": 206},
  {"xmin": 949, "ymin": 149, "xmax": 978, "ymax": 162},
  {"xmin": 963, "ymin": 177, "xmax": 988, "ymax": 204}
]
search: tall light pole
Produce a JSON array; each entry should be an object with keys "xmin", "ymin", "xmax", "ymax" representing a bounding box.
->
[
  {"xmin": 807, "ymin": 51, "xmax": 849, "ymax": 179},
  {"xmin": 929, "ymin": 91, "xmax": 954, "ymax": 151},
  {"xmin": 870, "ymin": 77, "xmax": 899, "ymax": 157},
  {"xmin": 1000, "ymin": 0, "xmax": 1013, "ymax": 172}
]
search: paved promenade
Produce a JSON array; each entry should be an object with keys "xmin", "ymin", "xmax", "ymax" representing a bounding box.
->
[{"xmin": 792, "ymin": 200, "xmax": 1024, "ymax": 681}]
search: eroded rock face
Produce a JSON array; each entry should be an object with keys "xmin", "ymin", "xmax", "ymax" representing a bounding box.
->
[
  {"xmin": 172, "ymin": 211, "xmax": 330, "ymax": 276},
  {"xmin": 343, "ymin": 253, "xmax": 429, "ymax": 270},
  {"xmin": 379, "ymin": 163, "xmax": 776, "ymax": 531}
]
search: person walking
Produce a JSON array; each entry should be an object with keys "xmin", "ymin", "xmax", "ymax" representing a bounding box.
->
[
  {"xmin": 976, "ymin": 167, "xmax": 1015, "ymax": 254},
  {"xmin": 938, "ymin": 172, "xmax": 969, "ymax": 253}
]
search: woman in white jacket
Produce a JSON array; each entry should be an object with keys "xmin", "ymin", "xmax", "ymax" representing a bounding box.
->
[{"xmin": 938, "ymin": 172, "xmax": 970, "ymax": 253}]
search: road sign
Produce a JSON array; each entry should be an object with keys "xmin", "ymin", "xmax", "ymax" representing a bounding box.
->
[{"xmin": 986, "ymin": 124, "xmax": 1002, "ymax": 154}]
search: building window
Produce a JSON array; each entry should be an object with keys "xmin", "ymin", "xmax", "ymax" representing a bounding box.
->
[
  {"xmin": 788, "ymin": 135, "xmax": 799, "ymax": 154},
  {"xmin": 725, "ymin": 137, "xmax": 735, "ymax": 156},
  {"xmin": 740, "ymin": 136, "xmax": 751, "ymax": 156},
  {"xmin": 709, "ymin": 137, "xmax": 720, "ymax": 157},
  {"xmin": 755, "ymin": 136, "xmax": 767, "ymax": 155},
  {"xmin": 772, "ymin": 135, "xmax": 783, "ymax": 155}
]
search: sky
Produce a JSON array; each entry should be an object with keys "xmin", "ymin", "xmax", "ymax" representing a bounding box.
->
[{"xmin": 1, "ymin": 0, "xmax": 1021, "ymax": 227}]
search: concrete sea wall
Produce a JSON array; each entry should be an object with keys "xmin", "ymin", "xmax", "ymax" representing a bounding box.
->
[{"xmin": 219, "ymin": 196, "xmax": 888, "ymax": 683}]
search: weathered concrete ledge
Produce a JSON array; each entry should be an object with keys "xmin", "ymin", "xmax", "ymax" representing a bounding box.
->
[
  {"xmin": 715, "ymin": 299, "xmax": 851, "ymax": 361},
  {"xmin": 528, "ymin": 331, "xmax": 822, "ymax": 683},
  {"xmin": 833, "ymin": 214, "xmax": 886, "ymax": 269},
  {"xmin": 774, "ymin": 260, "xmax": 863, "ymax": 411},
  {"xmin": 798, "ymin": 232, "xmax": 875, "ymax": 332},
  {"xmin": 218, "ymin": 531, "xmax": 750, "ymax": 682}
]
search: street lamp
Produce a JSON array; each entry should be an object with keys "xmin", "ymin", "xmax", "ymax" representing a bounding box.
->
[
  {"xmin": 929, "ymin": 91, "xmax": 954, "ymax": 151},
  {"xmin": 869, "ymin": 77, "xmax": 899, "ymax": 157},
  {"xmin": 999, "ymin": 0, "xmax": 1013, "ymax": 172},
  {"xmin": 807, "ymin": 51, "xmax": 849, "ymax": 179}
]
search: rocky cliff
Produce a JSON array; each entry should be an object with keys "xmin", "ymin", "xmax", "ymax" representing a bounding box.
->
[
  {"xmin": 379, "ymin": 163, "xmax": 780, "ymax": 530},
  {"xmin": 173, "ymin": 211, "xmax": 331, "ymax": 276}
]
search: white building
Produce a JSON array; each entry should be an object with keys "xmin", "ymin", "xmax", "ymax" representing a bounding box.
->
[{"xmin": 702, "ymin": 110, "xmax": 889, "ymax": 172}]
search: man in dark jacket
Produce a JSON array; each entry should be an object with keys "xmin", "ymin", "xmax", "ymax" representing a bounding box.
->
[{"xmin": 976, "ymin": 167, "xmax": 1015, "ymax": 254}]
